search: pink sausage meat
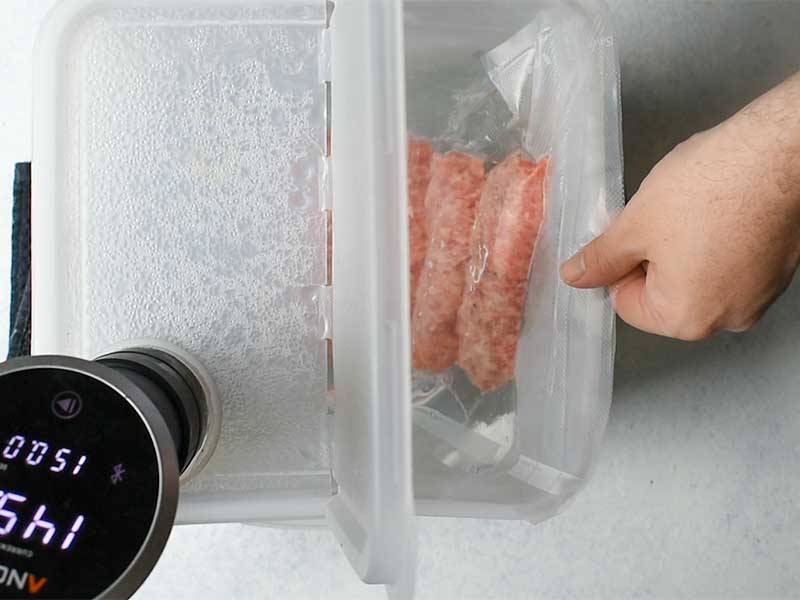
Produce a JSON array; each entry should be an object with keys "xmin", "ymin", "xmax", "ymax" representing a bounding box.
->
[
  {"xmin": 413, "ymin": 152, "xmax": 486, "ymax": 373},
  {"xmin": 457, "ymin": 153, "xmax": 547, "ymax": 391},
  {"xmin": 408, "ymin": 139, "xmax": 436, "ymax": 314}
]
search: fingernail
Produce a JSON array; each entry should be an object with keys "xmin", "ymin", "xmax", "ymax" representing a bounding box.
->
[{"xmin": 560, "ymin": 253, "xmax": 586, "ymax": 284}]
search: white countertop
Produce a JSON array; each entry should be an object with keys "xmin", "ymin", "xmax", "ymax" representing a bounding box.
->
[{"xmin": 1, "ymin": 1, "xmax": 798, "ymax": 598}]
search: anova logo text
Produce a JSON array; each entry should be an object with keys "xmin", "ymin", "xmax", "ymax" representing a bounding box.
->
[{"xmin": 0, "ymin": 564, "xmax": 47, "ymax": 595}]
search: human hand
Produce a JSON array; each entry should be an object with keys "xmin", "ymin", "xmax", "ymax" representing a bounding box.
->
[{"xmin": 560, "ymin": 72, "xmax": 800, "ymax": 341}]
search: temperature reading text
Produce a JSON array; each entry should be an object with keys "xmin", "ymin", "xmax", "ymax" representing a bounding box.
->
[
  {"xmin": 2, "ymin": 435, "xmax": 87, "ymax": 477},
  {"xmin": 25, "ymin": 441, "xmax": 49, "ymax": 466},
  {"xmin": 0, "ymin": 491, "xmax": 87, "ymax": 551},
  {"xmin": 2, "ymin": 436, "xmax": 24, "ymax": 461}
]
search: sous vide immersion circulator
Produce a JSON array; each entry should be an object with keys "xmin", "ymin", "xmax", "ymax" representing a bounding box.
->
[{"xmin": 0, "ymin": 347, "xmax": 215, "ymax": 599}]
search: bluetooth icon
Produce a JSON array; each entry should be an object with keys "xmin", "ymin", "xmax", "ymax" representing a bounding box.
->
[{"xmin": 110, "ymin": 464, "xmax": 126, "ymax": 485}]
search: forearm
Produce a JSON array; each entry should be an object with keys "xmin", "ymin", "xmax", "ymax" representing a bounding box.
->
[{"xmin": 724, "ymin": 71, "xmax": 800, "ymax": 206}]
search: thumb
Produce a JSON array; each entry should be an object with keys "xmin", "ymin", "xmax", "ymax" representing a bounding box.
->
[
  {"xmin": 610, "ymin": 267, "xmax": 665, "ymax": 337},
  {"xmin": 560, "ymin": 218, "xmax": 644, "ymax": 289}
]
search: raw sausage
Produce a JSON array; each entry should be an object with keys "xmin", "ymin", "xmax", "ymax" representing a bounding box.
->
[
  {"xmin": 413, "ymin": 152, "xmax": 486, "ymax": 372},
  {"xmin": 457, "ymin": 153, "xmax": 547, "ymax": 391},
  {"xmin": 408, "ymin": 139, "xmax": 436, "ymax": 314}
]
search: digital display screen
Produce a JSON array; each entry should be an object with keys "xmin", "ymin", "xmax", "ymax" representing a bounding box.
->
[{"xmin": 0, "ymin": 369, "xmax": 160, "ymax": 599}]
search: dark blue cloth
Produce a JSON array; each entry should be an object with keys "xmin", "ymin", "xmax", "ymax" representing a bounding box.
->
[{"xmin": 9, "ymin": 163, "xmax": 31, "ymax": 359}]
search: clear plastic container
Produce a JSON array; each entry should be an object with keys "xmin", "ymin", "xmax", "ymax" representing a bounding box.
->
[
  {"xmin": 404, "ymin": 1, "xmax": 623, "ymax": 521},
  {"xmin": 32, "ymin": 0, "xmax": 622, "ymax": 595}
]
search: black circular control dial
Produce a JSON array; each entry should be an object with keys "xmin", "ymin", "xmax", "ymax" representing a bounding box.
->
[{"xmin": 0, "ymin": 350, "xmax": 208, "ymax": 599}]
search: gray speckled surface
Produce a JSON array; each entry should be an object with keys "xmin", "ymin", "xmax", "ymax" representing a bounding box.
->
[{"xmin": 1, "ymin": 1, "xmax": 799, "ymax": 599}]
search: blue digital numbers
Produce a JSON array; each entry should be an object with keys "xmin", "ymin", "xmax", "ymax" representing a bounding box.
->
[
  {"xmin": 50, "ymin": 448, "xmax": 71, "ymax": 473},
  {"xmin": 2, "ymin": 436, "xmax": 24, "ymax": 461},
  {"xmin": 1, "ymin": 435, "xmax": 87, "ymax": 476},
  {"xmin": 60, "ymin": 515, "xmax": 85, "ymax": 550},
  {"xmin": 22, "ymin": 505, "xmax": 56, "ymax": 545},
  {"xmin": 0, "ymin": 492, "xmax": 26, "ymax": 535},
  {"xmin": 72, "ymin": 455, "xmax": 88, "ymax": 476},
  {"xmin": 25, "ymin": 441, "xmax": 49, "ymax": 467},
  {"xmin": 0, "ymin": 491, "xmax": 86, "ymax": 551}
]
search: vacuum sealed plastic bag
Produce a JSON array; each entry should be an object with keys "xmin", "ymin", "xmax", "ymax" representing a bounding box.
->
[
  {"xmin": 410, "ymin": 145, "xmax": 548, "ymax": 393},
  {"xmin": 405, "ymin": 1, "xmax": 623, "ymax": 520}
]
